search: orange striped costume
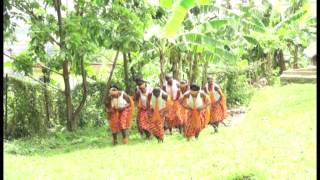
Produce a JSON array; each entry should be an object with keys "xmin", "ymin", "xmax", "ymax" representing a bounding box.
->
[
  {"xmin": 136, "ymin": 87, "xmax": 153, "ymax": 132},
  {"xmin": 182, "ymin": 91, "xmax": 210, "ymax": 138},
  {"xmin": 177, "ymin": 89, "xmax": 189, "ymax": 126},
  {"xmin": 164, "ymin": 80, "xmax": 183, "ymax": 128},
  {"xmin": 106, "ymin": 91, "xmax": 134, "ymax": 133},
  {"xmin": 108, "ymin": 107, "xmax": 132, "ymax": 133},
  {"xmin": 205, "ymin": 83, "xmax": 227, "ymax": 122},
  {"xmin": 148, "ymin": 92, "xmax": 167, "ymax": 140}
]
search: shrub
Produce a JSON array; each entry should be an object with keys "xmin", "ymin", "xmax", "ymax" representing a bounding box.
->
[
  {"xmin": 3, "ymin": 75, "xmax": 65, "ymax": 139},
  {"xmin": 214, "ymin": 69, "xmax": 254, "ymax": 107},
  {"xmin": 72, "ymin": 81, "xmax": 107, "ymax": 128}
]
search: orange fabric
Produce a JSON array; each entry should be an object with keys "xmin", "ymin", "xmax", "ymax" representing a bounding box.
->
[
  {"xmin": 184, "ymin": 109, "xmax": 205, "ymax": 138},
  {"xmin": 204, "ymin": 107, "xmax": 210, "ymax": 128},
  {"xmin": 108, "ymin": 106, "xmax": 132, "ymax": 133},
  {"xmin": 177, "ymin": 99, "xmax": 188, "ymax": 125},
  {"xmin": 137, "ymin": 98, "xmax": 145, "ymax": 109},
  {"xmin": 149, "ymin": 98, "xmax": 165, "ymax": 139},
  {"xmin": 209, "ymin": 89, "xmax": 227, "ymax": 123},
  {"xmin": 190, "ymin": 109, "xmax": 201, "ymax": 130},
  {"xmin": 136, "ymin": 95, "xmax": 150, "ymax": 131},
  {"xmin": 203, "ymin": 95, "xmax": 211, "ymax": 128},
  {"xmin": 137, "ymin": 109, "xmax": 149, "ymax": 131},
  {"xmin": 166, "ymin": 98, "xmax": 183, "ymax": 128},
  {"xmin": 127, "ymin": 96, "xmax": 134, "ymax": 127},
  {"xmin": 183, "ymin": 94, "xmax": 208, "ymax": 138}
]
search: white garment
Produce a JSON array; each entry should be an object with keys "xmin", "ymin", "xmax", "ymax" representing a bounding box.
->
[
  {"xmin": 187, "ymin": 91, "xmax": 204, "ymax": 109},
  {"xmin": 111, "ymin": 91, "xmax": 128, "ymax": 109},
  {"xmin": 151, "ymin": 90, "xmax": 166, "ymax": 110},
  {"xmin": 165, "ymin": 79, "xmax": 179, "ymax": 100},
  {"xmin": 138, "ymin": 86, "xmax": 153, "ymax": 107},
  {"xmin": 205, "ymin": 83, "xmax": 221, "ymax": 103}
]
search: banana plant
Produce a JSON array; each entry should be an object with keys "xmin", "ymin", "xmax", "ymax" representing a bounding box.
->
[{"xmin": 241, "ymin": 0, "xmax": 313, "ymax": 62}]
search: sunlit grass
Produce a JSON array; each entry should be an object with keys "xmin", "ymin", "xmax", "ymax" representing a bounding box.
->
[{"xmin": 4, "ymin": 84, "xmax": 316, "ymax": 179}]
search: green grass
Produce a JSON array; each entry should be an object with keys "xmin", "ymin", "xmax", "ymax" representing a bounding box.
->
[{"xmin": 4, "ymin": 84, "xmax": 316, "ymax": 179}]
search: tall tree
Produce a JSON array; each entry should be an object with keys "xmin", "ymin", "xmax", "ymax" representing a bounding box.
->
[{"xmin": 9, "ymin": 0, "xmax": 98, "ymax": 131}]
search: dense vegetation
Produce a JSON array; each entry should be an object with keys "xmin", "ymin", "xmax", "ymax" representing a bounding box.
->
[{"xmin": 3, "ymin": 0, "xmax": 316, "ymax": 138}]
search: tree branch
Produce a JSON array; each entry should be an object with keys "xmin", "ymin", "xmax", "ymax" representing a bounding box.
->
[
  {"xmin": 12, "ymin": 3, "xmax": 61, "ymax": 47},
  {"xmin": 3, "ymin": 53, "xmax": 63, "ymax": 76},
  {"xmin": 103, "ymin": 49, "xmax": 120, "ymax": 106}
]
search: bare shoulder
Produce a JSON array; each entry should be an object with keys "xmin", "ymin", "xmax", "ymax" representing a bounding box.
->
[{"xmin": 183, "ymin": 91, "xmax": 191, "ymax": 98}]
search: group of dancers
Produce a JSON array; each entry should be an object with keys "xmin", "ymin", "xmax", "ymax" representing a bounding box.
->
[{"xmin": 104, "ymin": 74, "xmax": 227, "ymax": 145}]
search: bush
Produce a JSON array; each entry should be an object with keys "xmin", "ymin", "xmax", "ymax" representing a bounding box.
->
[
  {"xmin": 72, "ymin": 81, "xmax": 107, "ymax": 128},
  {"xmin": 214, "ymin": 69, "xmax": 254, "ymax": 107},
  {"xmin": 3, "ymin": 76, "xmax": 65, "ymax": 139},
  {"xmin": 4, "ymin": 75, "xmax": 134, "ymax": 139}
]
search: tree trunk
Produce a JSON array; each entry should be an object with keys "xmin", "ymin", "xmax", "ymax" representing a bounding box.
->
[
  {"xmin": 73, "ymin": 56, "xmax": 88, "ymax": 125},
  {"xmin": 55, "ymin": 0, "xmax": 75, "ymax": 131},
  {"xmin": 70, "ymin": 0, "xmax": 88, "ymax": 127},
  {"xmin": 225, "ymin": 0, "xmax": 231, "ymax": 9},
  {"xmin": 42, "ymin": 75, "xmax": 51, "ymax": 129},
  {"xmin": 62, "ymin": 61, "xmax": 74, "ymax": 131},
  {"xmin": 202, "ymin": 60, "xmax": 208, "ymax": 87},
  {"xmin": 293, "ymin": 44, "xmax": 299, "ymax": 69},
  {"xmin": 188, "ymin": 52, "xmax": 193, "ymax": 83},
  {"xmin": 103, "ymin": 50, "xmax": 120, "ymax": 105},
  {"xmin": 177, "ymin": 51, "xmax": 181, "ymax": 80},
  {"xmin": 264, "ymin": 53, "xmax": 273, "ymax": 84},
  {"xmin": 159, "ymin": 48, "xmax": 165, "ymax": 87},
  {"xmin": 278, "ymin": 49, "xmax": 286, "ymax": 74},
  {"xmin": 106, "ymin": 50, "xmax": 120, "ymax": 90},
  {"xmin": 123, "ymin": 52, "xmax": 130, "ymax": 93},
  {"xmin": 128, "ymin": 52, "xmax": 136, "ymax": 81},
  {"xmin": 43, "ymin": 86, "xmax": 50, "ymax": 128},
  {"xmin": 312, "ymin": 55, "xmax": 316, "ymax": 65},
  {"xmin": 42, "ymin": 68, "xmax": 51, "ymax": 129},
  {"xmin": 171, "ymin": 48, "xmax": 180, "ymax": 80},
  {"xmin": 190, "ymin": 53, "xmax": 199, "ymax": 83},
  {"xmin": 180, "ymin": 53, "xmax": 189, "ymax": 81}
]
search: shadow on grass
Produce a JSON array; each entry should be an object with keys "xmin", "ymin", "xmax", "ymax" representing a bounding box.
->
[
  {"xmin": 4, "ymin": 127, "xmax": 147, "ymax": 156},
  {"xmin": 4, "ymin": 126, "xmax": 187, "ymax": 157}
]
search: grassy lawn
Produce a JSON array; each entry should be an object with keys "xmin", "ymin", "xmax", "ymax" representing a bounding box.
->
[{"xmin": 4, "ymin": 84, "xmax": 316, "ymax": 180}]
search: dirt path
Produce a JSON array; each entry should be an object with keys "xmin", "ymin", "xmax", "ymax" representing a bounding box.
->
[{"xmin": 223, "ymin": 107, "xmax": 246, "ymax": 126}]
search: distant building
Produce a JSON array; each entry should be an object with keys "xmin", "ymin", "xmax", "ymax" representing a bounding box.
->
[{"xmin": 90, "ymin": 63, "xmax": 103, "ymax": 73}]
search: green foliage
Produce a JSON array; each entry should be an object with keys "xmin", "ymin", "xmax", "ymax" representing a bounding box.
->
[
  {"xmin": 162, "ymin": 0, "xmax": 213, "ymax": 37},
  {"xmin": 160, "ymin": 0, "xmax": 173, "ymax": 8},
  {"xmin": 213, "ymin": 69, "xmax": 254, "ymax": 107},
  {"xmin": 5, "ymin": 0, "xmax": 316, "ymax": 136},
  {"xmin": 102, "ymin": 4, "xmax": 145, "ymax": 51},
  {"xmin": 4, "ymin": 76, "xmax": 65, "ymax": 139},
  {"xmin": 72, "ymin": 81, "xmax": 107, "ymax": 127},
  {"xmin": 163, "ymin": 5, "xmax": 188, "ymax": 38},
  {"xmin": 4, "ymin": 127, "xmax": 110, "ymax": 156},
  {"xmin": 13, "ymin": 51, "xmax": 35, "ymax": 75},
  {"xmin": 4, "ymin": 76, "xmax": 116, "ymax": 139},
  {"xmin": 3, "ymin": 0, "xmax": 15, "ymax": 41}
]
